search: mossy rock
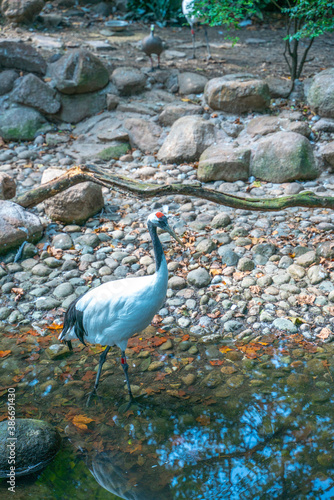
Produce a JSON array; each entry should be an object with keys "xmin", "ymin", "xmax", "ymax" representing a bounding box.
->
[
  {"xmin": 0, "ymin": 419, "xmax": 61, "ymax": 477},
  {"xmin": 97, "ymin": 142, "xmax": 130, "ymax": 160},
  {"xmin": 0, "ymin": 106, "xmax": 46, "ymax": 141}
]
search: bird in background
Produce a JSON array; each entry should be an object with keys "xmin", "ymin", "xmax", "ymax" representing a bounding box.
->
[
  {"xmin": 142, "ymin": 24, "xmax": 166, "ymax": 71},
  {"xmin": 59, "ymin": 211, "xmax": 184, "ymax": 408},
  {"xmin": 182, "ymin": 0, "xmax": 211, "ymax": 60}
]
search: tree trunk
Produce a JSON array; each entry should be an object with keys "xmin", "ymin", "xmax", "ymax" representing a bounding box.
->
[{"xmin": 12, "ymin": 165, "xmax": 334, "ymax": 213}]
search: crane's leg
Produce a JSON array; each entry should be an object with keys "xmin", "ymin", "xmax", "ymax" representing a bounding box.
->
[
  {"xmin": 191, "ymin": 28, "xmax": 196, "ymax": 59},
  {"xmin": 157, "ymin": 54, "xmax": 161, "ymax": 70},
  {"xmin": 86, "ymin": 345, "xmax": 111, "ymax": 406},
  {"xmin": 121, "ymin": 351, "xmax": 134, "ymax": 402},
  {"xmin": 204, "ymin": 26, "xmax": 211, "ymax": 60}
]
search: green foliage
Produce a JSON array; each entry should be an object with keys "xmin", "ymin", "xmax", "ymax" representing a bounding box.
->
[
  {"xmin": 127, "ymin": 0, "xmax": 181, "ymax": 22},
  {"xmin": 282, "ymin": 0, "xmax": 334, "ymax": 40},
  {"xmin": 191, "ymin": 0, "xmax": 255, "ymax": 27},
  {"xmin": 189, "ymin": 0, "xmax": 334, "ymax": 83}
]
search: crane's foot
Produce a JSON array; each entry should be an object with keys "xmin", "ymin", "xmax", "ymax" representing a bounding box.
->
[
  {"xmin": 118, "ymin": 394, "xmax": 147, "ymax": 414},
  {"xmin": 86, "ymin": 388, "xmax": 102, "ymax": 407}
]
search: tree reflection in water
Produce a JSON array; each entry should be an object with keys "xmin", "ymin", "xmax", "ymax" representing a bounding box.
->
[{"xmin": 85, "ymin": 370, "xmax": 334, "ymax": 500}]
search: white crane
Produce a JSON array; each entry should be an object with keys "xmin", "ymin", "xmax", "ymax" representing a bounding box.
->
[
  {"xmin": 182, "ymin": 0, "xmax": 211, "ymax": 60},
  {"xmin": 59, "ymin": 211, "xmax": 183, "ymax": 407}
]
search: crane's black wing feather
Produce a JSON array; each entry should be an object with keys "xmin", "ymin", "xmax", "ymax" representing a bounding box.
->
[{"xmin": 61, "ymin": 295, "xmax": 87, "ymax": 346}]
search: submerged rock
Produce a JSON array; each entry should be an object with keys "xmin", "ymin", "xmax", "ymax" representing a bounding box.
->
[{"xmin": 0, "ymin": 419, "xmax": 61, "ymax": 478}]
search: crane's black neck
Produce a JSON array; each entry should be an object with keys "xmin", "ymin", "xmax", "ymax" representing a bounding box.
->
[{"xmin": 148, "ymin": 221, "xmax": 164, "ymax": 272}]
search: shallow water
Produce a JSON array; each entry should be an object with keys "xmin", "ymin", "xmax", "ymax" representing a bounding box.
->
[{"xmin": 1, "ymin": 325, "xmax": 334, "ymax": 499}]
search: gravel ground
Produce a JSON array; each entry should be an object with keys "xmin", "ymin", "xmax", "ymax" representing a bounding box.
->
[{"xmin": 1, "ymin": 142, "xmax": 334, "ymax": 345}]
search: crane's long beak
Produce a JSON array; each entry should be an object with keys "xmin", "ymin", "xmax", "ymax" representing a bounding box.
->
[{"xmin": 165, "ymin": 225, "xmax": 185, "ymax": 246}]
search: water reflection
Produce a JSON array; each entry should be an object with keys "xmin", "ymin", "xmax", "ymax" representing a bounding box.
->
[{"xmin": 78, "ymin": 377, "xmax": 334, "ymax": 499}]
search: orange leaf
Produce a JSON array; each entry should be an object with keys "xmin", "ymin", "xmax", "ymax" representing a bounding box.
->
[
  {"xmin": 182, "ymin": 334, "xmax": 190, "ymax": 341},
  {"xmin": 0, "ymin": 350, "xmax": 11, "ymax": 358},
  {"xmin": 72, "ymin": 414, "xmax": 94, "ymax": 430},
  {"xmin": 82, "ymin": 370, "xmax": 96, "ymax": 382},
  {"xmin": 48, "ymin": 322, "xmax": 63, "ymax": 330},
  {"xmin": 196, "ymin": 415, "xmax": 210, "ymax": 426},
  {"xmin": 317, "ymin": 328, "xmax": 332, "ymax": 340},
  {"xmin": 219, "ymin": 346, "xmax": 233, "ymax": 354},
  {"xmin": 209, "ymin": 360, "xmax": 224, "ymax": 366},
  {"xmin": 210, "ymin": 269, "xmax": 222, "ymax": 276}
]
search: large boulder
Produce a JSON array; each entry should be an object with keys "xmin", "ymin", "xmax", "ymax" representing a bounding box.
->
[
  {"xmin": 0, "ymin": 201, "xmax": 43, "ymax": 255},
  {"xmin": 246, "ymin": 115, "xmax": 310, "ymax": 138},
  {"xmin": 307, "ymin": 68, "xmax": 334, "ymax": 118},
  {"xmin": 158, "ymin": 102, "xmax": 203, "ymax": 126},
  {"xmin": 0, "ymin": 419, "xmax": 61, "ymax": 478},
  {"xmin": 124, "ymin": 117, "xmax": 162, "ymax": 153},
  {"xmin": 0, "ymin": 40, "xmax": 46, "ymax": 74},
  {"xmin": 50, "ymin": 49, "xmax": 109, "ymax": 95},
  {"xmin": 54, "ymin": 83, "xmax": 114, "ymax": 123},
  {"xmin": 0, "ymin": 106, "xmax": 46, "ymax": 141},
  {"xmin": 11, "ymin": 73, "xmax": 61, "ymax": 114},
  {"xmin": 205, "ymin": 74, "xmax": 270, "ymax": 113},
  {"xmin": 197, "ymin": 144, "xmax": 250, "ymax": 182},
  {"xmin": 42, "ymin": 168, "xmax": 104, "ymax": 224},
  {"xmin": 157, "ymin": 115, "xmax": 217, "ymax": 164},
  {"xmin": 111, "ymin": 67, "xmax": 146, "ymax": 96},
  {"xmin": 250, "ymin": 131, "xmax": 318, "ymax": 182},
  {"xmin": 319, "ymin": 141, "xmax": 334, "ymax": 170},
  {"xmin": 178, "ymin": 72, "xmax": 208, "ymax": 95},
  {"xmin": 1, "ymin": 0, "xmax": 44, "ymax": 24},
  {"xmin": 0, "ymin": 69, "xmax": 19, "ymax": 96}
]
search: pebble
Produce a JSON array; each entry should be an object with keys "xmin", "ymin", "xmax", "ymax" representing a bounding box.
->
[{"xmin": 187, "ymin": 268, "xmax": 211, "ymax": 288}]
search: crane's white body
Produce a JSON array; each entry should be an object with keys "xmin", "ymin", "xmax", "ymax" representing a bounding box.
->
[
  {"xmin": 182, "ymin": 0, "xmax": 211, "ymax": 59},
  {"xmin": 59, "ymin": 260, "xmax": 168, "ymax": 351},
  {"xmin": 182, "ymin": 0, "xmax": 200, "ymax": 25}
]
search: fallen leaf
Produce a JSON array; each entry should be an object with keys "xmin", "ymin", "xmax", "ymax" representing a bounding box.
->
[
  {"xmin": 72, "ymin": 414, "xmax": 94, "ymax": 430},
  {"xmin": 48, "ymin": 322, "xmax": 63, "ymax": 330},
  {"xmin": 219, "ymin": 346, "xmax": 233, "ymax": 354},
  {"xmin": 0, "ymin": 350, "xmax": 11, "ymax": 358},
  {"xmin": 209, "ymin": 360, "xmax": 224, "ymax": 366},
  {"xmin": 316, "ymin": 328, "xmax": 332, "ymax": 340},
  {"xmin": 196, "ymin": 415, "xmax": 210, "ymax": 426},
  {"xmin": 296, "ymin": 294, "xmax": 315, "ymax": 305},
  {"xmin": 210, "ymin": 268, "xmax": 222, "ymax": 276},
  {"xmin": 82, "ymin": 371, "xmax": 96, "ymax": 382}
]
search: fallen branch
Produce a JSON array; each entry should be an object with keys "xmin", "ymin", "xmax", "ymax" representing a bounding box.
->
[
  {"xmin": 13, "ymin": 167, "xmax": 110, "ymax": 209},
  {"xmin": 13, "ymin": 165, "xmax": 334, "ymax": 212}
]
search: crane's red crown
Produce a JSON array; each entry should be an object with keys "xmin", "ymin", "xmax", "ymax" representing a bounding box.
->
[{"xmin": 156, "ymin": 212, "xmax": 164, "ymax": 218}]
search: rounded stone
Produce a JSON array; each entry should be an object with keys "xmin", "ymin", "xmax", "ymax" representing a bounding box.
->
[
  {"xmin": 196, "ymin": 239, "xmax": 216, "ymax": 254},
  {"xmin": 52, "ymin": 233, "xmax": 73, "ymax": 250},
  {"xmin": 211, "ymin": 212, "xmax": 231, "ymax": 228},
  {"xmin": 0, "ymin": 419, "xmax": 61, "ymax": 478},
  {"xmin": 272, "ymin": 318, "xmax": 298, "ymax": 333},
  {"xmin": 168, "ymin": 276, "xmax": 187, "ymax": 290},
  {"xmin": 237, "ymin": 257, "xmax": 255, "ymax": 272},
  {"xmin": 187, "ymin": 268, "xmax": 211, "ymax": 288},
  {"xmin": 53, "ymin": 283, "xmax": 74, "ymax": 299}
]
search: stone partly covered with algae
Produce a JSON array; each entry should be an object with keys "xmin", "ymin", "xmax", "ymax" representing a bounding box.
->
[{"xmin": 0, "ymin": 418, "xmax": 62, "ymax": 478}]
